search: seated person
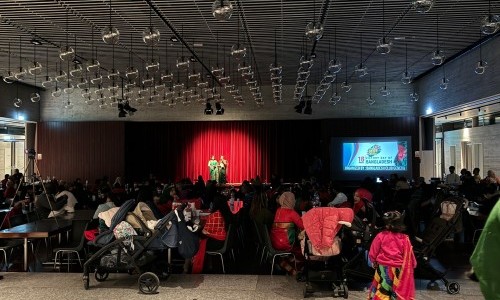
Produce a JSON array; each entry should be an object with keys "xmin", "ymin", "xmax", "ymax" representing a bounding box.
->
[
  {"xmin": 93, "ymin": 189, "xmax": 117, "ymax": 219},
  {"xmin": 327, "ymin": 189, "xmax": 348, "ymax": 207},
  {"xmin": 52, "ymin": 185, "xmax": 78, "ymax": 214},
  {"xmin": 444, "ymin": 166, "xmax": 461, "ymax": 188},
  {"xmin": 270, "ymin": 191, "xmax": 304, "ymax": 277},
  {"xmin": 191, "ymin": 194, "xmax": 233, "ymax": 274},
  {"xmin": 353, "ymin": 188, "xmax": 377, "ymax": 224},
  {"xmin": 35, "ymin": 183, "xmax": 68, "ymax": 219},
  {"xmin": 483, "ymin": 170, "xmax": 500, "ymax": 186}
]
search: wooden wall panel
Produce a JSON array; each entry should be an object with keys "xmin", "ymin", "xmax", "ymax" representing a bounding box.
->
[
  {"xmin": 36, "ymin": 121, "xmax": 125, "ymax": 184},
  {"xmin": 35, "ymin": 117, "xmax": 418, "ymax": 184}
]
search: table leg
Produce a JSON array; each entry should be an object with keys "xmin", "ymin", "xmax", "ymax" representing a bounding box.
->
[{"xmin": 24, "ymin": 237, "xmax": 28, "ymax": 272}]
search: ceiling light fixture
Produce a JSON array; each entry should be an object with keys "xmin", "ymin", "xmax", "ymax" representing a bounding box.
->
[
  {"xmin": 126, "ymin": 34, "xmax": 139, "ymax": 81},
  {"xmin": 3, "ymin": 42, "xmax": 16, "ymax": 84},
  {"xmin": 475, "ymin": 30, "xmax": 487, "ymax": 75},
  {"xmin": 305, "ymin": 0, "xmax": 323, "ymax": 41},
  {"xmin": 13, "ymin": 85, "xmax": 22, "ymax": 108},
  {"xmin": 410, "ymin": 87, "xmax": 419, "ymax": 102},
  {"xmin": 412, "ymin": 0, "xmax": 434, "ymax": 13},
  {"xmin": 15, "ymin": 36, "xmax": 27, "ymax": 80},
  {"xmin": 355, "ymin": 33, "xmax": 368, "ymax": 77},
  {"xmin": 380, "ymin": 61, "xmax": 390, "ymax": 96},
  {"xmin": 329, "ymin": 29, "xmax": 341, "ymax": 74},
  {"xmin": 86, "ymin": 28, "xmax": 100, "ymax": 73},
  {"xmin": 102, "ymin": 0, "xmax": 120, "ymax": 44},
  {"xmin": 41, "ymin": 46, "xmax": 53, "ymax": 87},
  {"xmin": 376, "ymin": 0, "xmax": 392, "ymax": 54},
  {"xmin": 366, "ymin": 75, "xmax": 375, "ymax": 105},
  {"xmin": 59, "ymin": 9, "xmax": 75, "ymax": 61},
  {"xmin": 329, "ymin": 80, "xmax": 341, "ymax": 105},
  {"xmin": 401, "ymin": 42, "xmax": 412, "ymax": 84},
  {"xmin": 431, "ymin": 15, "xmax": 445, "ymax": 65},
  {"xmin": 212, "ymin": 0, "xmax": 233, "ymax": 21},
  {"xmin": 231, "ymin": 11, "xmax": 247, "ymax": 61},
  {"xmin": 341, "ymin": 55, "xmax": 352, "ymax": 93},
  {"xmin": 481, "ymin": 0, "xmax": 500, "ymax": 35},
  {"xmin": 439, "ymin": 67, "xmax": 449, "ymax": 90},
  {"xmin": 143, "ymin": 6, "xmax": 160, "ymax": 46}
]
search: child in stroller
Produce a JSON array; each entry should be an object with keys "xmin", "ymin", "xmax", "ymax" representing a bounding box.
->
[
  {"xmin": 83, "ymin": 199, "xmax": 179, "ymax": 294},
  {"xmin": 300, "ymin": 207, "xmax": 354, "ymax": 298}
]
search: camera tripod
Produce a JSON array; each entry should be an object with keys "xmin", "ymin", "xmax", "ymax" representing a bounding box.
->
[{"xmin": 0, "ymin": 152, "xmax": 60, "ymax": 229}]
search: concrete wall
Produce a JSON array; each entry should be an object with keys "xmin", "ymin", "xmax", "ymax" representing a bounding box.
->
[
  {"xmin": 443, "ymin": 123, "xmax": 500, "ymax": 176},
  {"xmin": 38, "ymin": 81, "xmax": 415, "ymax": 121},
  {"xmin": 0, "ymin": 80, "xmax": 41, "ymax": 122},
  {"xmin": 417, "ymin": 35, "xmax": 500, "ymax": 116}
]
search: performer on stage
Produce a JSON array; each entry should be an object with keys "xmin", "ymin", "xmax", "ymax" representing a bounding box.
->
[
  {"xmin": 218, "ymin": 155, "xmax": 228, "ymax": 184},
  {"xmin": 208, "ymin": 155, "xmax": 218, "ymax": 181}
]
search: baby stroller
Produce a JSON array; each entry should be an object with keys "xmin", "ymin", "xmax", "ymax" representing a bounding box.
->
[
  {"xmin": 83, "ymin": 200, "xmax": 178, "ymax": 294},
  {"xmin": 342, "ymin": 201, "xmax": 380, "ymax": 283},
  {"xmin": 301, "ymin": 207, "xmax": 354, "ymax": 298},
  {"xmin": 413, "ymin": 195, "xmax": 467, "ymax": 295}
]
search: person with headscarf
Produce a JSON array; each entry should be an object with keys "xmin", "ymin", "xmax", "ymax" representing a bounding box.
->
[
  {"xmin": 270, "ymin": 191, "xmax": 304, "ymax": 277},
  {"xmin": 353, "ymin": 188, "xmax": 377, "ymax": 224}
]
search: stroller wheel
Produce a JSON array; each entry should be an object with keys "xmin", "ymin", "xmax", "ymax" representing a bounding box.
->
[
  {"xmin": 446, "ymin": 282, "xmax": 460, "ymax": 294},
  {"xmin": 83, "ymin": 276, "xmax": 89, "ymax": 290},
  {"xmin": 343, "ymin": 286, "xmax": 348, "ymax": 299},
  {"xmin": 138, "ymin": 272, "xmax": 160, "ymax": 294},
  {"xmin": 94, "ymin": 269, "xmax": 109, "ymax": 282},
  {"xmin": 303, "ymin": 284, "xmax": 312, "ymax": 298}
]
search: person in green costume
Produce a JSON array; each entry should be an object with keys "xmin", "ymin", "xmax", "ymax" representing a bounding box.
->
[
  {"xmin": 470, "ymin": 200, "xmax": 500, "ymax": 300},
  {"xmin": 208, "ymin": 155, "xmax": 218, "ymax": 181},
  {"xmin": 218, "ymin": 155, "xmax": 228, "ymax": 184}
]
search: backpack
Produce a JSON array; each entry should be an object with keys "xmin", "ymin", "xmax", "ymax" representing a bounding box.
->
[{"xmin": 174, "ymin": 209, "xmax": 199, "ymax": 259}]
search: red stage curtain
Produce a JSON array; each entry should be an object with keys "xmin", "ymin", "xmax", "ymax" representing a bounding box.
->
[{"xmin": 176, "ymin": 122, "xmax": 271, "ymax": 183}]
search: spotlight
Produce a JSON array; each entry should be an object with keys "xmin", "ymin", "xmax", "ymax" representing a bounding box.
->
[
  {"xmin": 189, "ymin": 56, "xmax": 197, "ymax": 62},
  {"xmin": 170, "ymin": 36, "xmax": 179, "ymax": 42},
  {"xmin": 204, "ymin": 102, "xmax": 213, "ymax": 115},
  {"xmin": 117, "ymin": 103, "xmax": 127, "ymax": 118},
  {"xmin": 123, "ymin": 100, "xmax": 137, "ymax": 113},
  {"xmin": 294, "ymin": 100, "xmax": 305, "ymax": 113},
  {"xmin": 304, "ymin": 100, "xmax": 312, "ymax": 115},
  {"xmin": 215, "ymin": 102, "xmax": 224, "ymax": 115}
]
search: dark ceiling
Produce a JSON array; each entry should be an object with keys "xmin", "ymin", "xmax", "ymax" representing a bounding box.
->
[{"xmin": 0, "ymin": 0, "xmax": 498, "ymax": 105}]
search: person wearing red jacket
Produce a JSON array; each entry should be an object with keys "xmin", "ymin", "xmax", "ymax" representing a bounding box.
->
[
  {"xmin": 368, "ymin": 211, "xmax": 417, "ymax": 300},
  {"xmin": 270, "ymin": 191, "xmax": 304, "ymax": 276}
]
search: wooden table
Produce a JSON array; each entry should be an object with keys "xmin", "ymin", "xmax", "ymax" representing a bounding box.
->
[
  {"xmin": 0, "ymin": 219, "xmax": 72, "ymax": 271},
  {"xmin": 59, "ymin": 210, "xmax": 94, "ymax": 221}
]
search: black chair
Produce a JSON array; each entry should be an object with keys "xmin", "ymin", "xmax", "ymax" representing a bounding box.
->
[
  {"xmin": 53, "ymin": 220, "xmax": 89, "ymax": 272},
  {"xmin": 257, "ymin": 223, "xmax": 296, "ymax": 275},
  {"xmin": 8, "ymin": 213, "xmax": 27, "ymax": 227},
  {"xmin": 252, "ymin": 220, "xmax": 267, "ymax": 265},
  {"xmin": 0, "ymin": 239, "xmax": 24, "ymax": 270},
  {"xmin": 205, "ymin": 224, "xmax": 234, "ymax": 274}
]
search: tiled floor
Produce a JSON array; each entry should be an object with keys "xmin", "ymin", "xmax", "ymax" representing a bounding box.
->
[{"xmin": 0, "ymin": 273, "xmax": 484, "ymax": 300}]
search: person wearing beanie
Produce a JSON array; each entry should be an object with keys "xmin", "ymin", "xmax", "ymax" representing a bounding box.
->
[
  {"xmin": 270, "ymin": 191, "xmax": 304, "ymax": 277},
  {"xmin": 368, "ymin": 211, "xmax": 417, "ymax": 300}
]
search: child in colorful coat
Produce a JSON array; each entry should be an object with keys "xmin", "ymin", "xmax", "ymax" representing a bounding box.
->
[{"xmin": 368, "ymin": 211, "xmax": 416, "ymax": 300}]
